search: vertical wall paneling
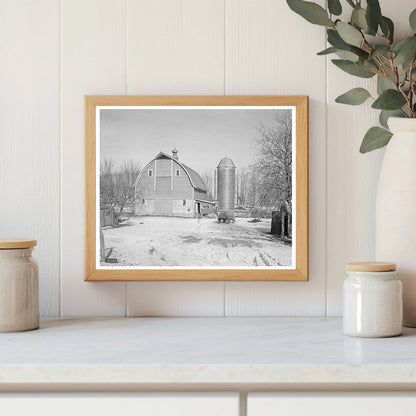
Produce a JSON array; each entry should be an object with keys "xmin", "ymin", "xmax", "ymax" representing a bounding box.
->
[
  {"xmin": 61, "ymin": 0, "xmax": 127, "ymax": 316},
  {"xmin": 126, "ymin": 0, "xmax": 226, "ymax": 95},
  {"xmin": 0, "ymin": 1, "xmax": 60, "ymax": 317},
  {"xmin": 224, "ymin": 0, "xmax": 327, "ymax": 315},
  {"xmin": 326, "ymin": 0, "xmax": 416, "ymax": 316},
  {"xmin": 5, "ymin": 0, "xmax": 410, "ymax": 317},
  {"xmin": 125, "ymin": 0, "xmax": 226, "ymax": 316}
]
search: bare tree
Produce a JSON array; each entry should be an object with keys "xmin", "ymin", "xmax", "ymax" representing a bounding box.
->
[
  {"xmin": 252, "ymin": 110, "xmax": 292, "ymax": 207},
  {"xmin": 236, "ymin": 167, "xmax": 251, "ymax": 206},
  {"xmin": 201, "ymin": 170, "xmax": 215, "ymax": 200},
  {"xmin": 100, "ymin": 159, "xmax": 141, "ymax": 222}
]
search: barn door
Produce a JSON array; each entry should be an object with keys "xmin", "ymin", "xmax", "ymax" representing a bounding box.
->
[{"xmin": 154, "ymin": 199, "xmax": 173, "ymax": 215}]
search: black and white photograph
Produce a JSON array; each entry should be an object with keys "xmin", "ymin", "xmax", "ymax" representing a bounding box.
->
[{"xmin": 97, "ymin": 106, "xmax": 296, "ymax": 269}]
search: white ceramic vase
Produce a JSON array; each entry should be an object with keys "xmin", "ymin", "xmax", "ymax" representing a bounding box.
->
[{"xmin": 376, "ymin": 117, "xmax": 416, "ymax": 327}]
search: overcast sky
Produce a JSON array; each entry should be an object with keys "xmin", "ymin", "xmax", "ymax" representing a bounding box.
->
[{"xmin": 100, "ymin": 108, "xmax": 291, "ymax": 172}]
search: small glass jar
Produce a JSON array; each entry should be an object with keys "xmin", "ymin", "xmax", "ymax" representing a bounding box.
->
[
  {"xmin": 0, "ymin": 239, "xmax": 39, "ymax": 332},
  {"xmin": 343, "ymin": 262, "xmax": 402, "ymax": 338}
]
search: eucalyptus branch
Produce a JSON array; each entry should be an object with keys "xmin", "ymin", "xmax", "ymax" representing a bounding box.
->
[
  {"xmin": 409, "ymin": 56, "xmax": 416, "ymax": 117},
  {"xmin": 397, "ymin": 83, "xmax": 413, "ymax": 117},
  {"xmin": 362, "ymin": 37, "xmax": 373, "ymax": 53},
  {"xmin": 287, "ymin": 0, "xmax": 416, "ymax": 152},
  {"xmin": 390, "ymin": 59, "xmax": 400, "ymax": 86}
]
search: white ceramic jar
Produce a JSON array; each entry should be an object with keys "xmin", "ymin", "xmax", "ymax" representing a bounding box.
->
[
  {"xmin": 343, "ymin": 262, "xmax": 402, "ymax": 338},
  {"xmin": 0, "ymin": 239, "xmax": 39, "ymax": 332}
]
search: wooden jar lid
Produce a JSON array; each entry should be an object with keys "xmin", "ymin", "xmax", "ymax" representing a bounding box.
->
[
  {"xmin": 346, "ymin": 261, "xmax": 396, "ymax": 272},
  {"xmin": 0, "ymin": 239, "xmax": 37, "ymax": 249}
]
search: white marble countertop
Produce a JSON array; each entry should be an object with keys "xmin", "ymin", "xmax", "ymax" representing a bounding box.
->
[{"xmin": 1, "ymin": 317, "xmax": 416, "ymax": 388}]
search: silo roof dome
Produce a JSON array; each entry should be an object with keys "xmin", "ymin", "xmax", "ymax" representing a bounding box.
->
[{"xmin": 217, "ymin": 157, "xmax": 236, "ymax": 168}]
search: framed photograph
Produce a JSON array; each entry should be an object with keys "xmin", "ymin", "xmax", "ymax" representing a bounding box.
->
[{"xmin": 85, "ymin": 96, "xmax": 308, "ymax": 281}]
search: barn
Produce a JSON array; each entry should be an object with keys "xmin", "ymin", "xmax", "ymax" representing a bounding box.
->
[{"xmin": 134, "ymin": 148, "xmax": 215, "ymax": 217}]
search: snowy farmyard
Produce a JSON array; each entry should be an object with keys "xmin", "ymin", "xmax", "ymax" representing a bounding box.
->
[{"xmin": 98, "ymin": 107, "xmax": 294, "ymax": 269}]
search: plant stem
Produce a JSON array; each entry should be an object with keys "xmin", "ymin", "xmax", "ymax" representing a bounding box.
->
[{"xmin": 409, "ymin": 56, "xmax": 416, "ymax": 117}]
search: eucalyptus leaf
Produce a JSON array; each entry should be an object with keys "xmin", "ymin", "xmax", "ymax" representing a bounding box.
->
[
  {"xmin": 328, "ymin": 0, "xmax": 342, "ymax": 16},
  {"xmin": 317, "ymin": 46, "xmax": 358, "ymax": 61},
  {"xmin": 394, "ymin": 36, "xmax": 416, "ymax": 71},
  {"xmin": 410, "ymin": 9, "xmax": 416, "ymax": 32},
  {"xmin": 286, "ymin": 0, "xmax": 334, "ymax": 27},
  {"xmin": 351, "ymin": 7, "xmax": 368, "ymax": 32},
  {"xmin": 366, "ymin": 0, "xmax": 382, "ymax": 35},
  {"xmin": 285, "ymin": 0, "xmax": 414, "ymax": 154},
  {"xmin": 380, "ymin": 16, "xmax": 394, "ymax": 44},
  {"xmin": 360, "ymin": 127, "xmax": 392, "ymax": 153},
  {"xmin": 317, "ymin": 47, "xmax": 338, "ymax": 55},
  {"xmin": 371, "ymin": 46, "xmax": 392, "ymax": 58},
  {"xmin": 336, "ymin": 21, "xmax": 363, "ymax": 47},
  {"xmin": 335, "ymin": 88, "xmax": 371, "ymax": 105},
  {"xmin": 332, "ymin": 59, "xmax": 375, "ymax": 78},
  {"xmin": 379, "ymin": 110, "xmax": 402, "ymax": 129},
  {"xmin": 362, "ymin": 59, "xmax": 379, "ymax": 71},
  {"xmin": 327, "ymin": 29, "xmax": 348, "ymax": 49},
  {"xmin": 377, "ymin": 75, "xmax": 393, "ymax": 94},
  {"xmin": 336, "ymin": 50, "xmax": 359, "ymax": 62},
  {"xmin": 351, "ymin": 45, "xmax": 369, "ymax": 60},
  {"xmin": 372, "ymin": 89, "xmax": 406, "ymax": 110},
  {"xmin": 327, "ymin": 29, "xmax": 369, "ymax": 59}
]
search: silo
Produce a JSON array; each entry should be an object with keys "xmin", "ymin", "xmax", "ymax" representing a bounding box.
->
[{"xmin": 217, "ymin": 157, "xmax": 236, "ymax": 222}]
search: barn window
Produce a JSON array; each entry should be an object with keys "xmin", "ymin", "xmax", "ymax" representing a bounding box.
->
[
  {"xmin": 148, "ymin": 169, "xmax": 153, "ymax": 177},
  {"xmin": 182, "ymin": 199, "xmax": 186, "ymax": 206},
  {"xmin": 175, "ymin": 169, "xmax": 180, "ymax": 176}
]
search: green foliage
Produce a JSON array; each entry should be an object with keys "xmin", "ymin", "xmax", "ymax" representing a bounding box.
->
[
  {"xmin": 317, "ymin": 47, "xmax": 337, "ymax": 55},
  {"xmin": 286, "ymin": 0, "xmax": 416, "ymax": 153},
  {"xmin": 394, "ymin": 37, "xmax": 416, "ymax": 71},
  {"xmin": 335, "ymin": 50, "xmax": 360, "ymax": 61},
  {"xmin": 328, "ymin": 0, "xmax": 342, "ymax": 16},
  {"xmin": 371, "ymin": 45, "xmax": 391, "ymax": 58},
  {"xmin": 287, "ymin": 0, "xmax": 334, "ymax": 27},
  {"xmin": 365, "ymin": 0, "xmax": 382, "ymax": 35},
  {"xmin": 410, "ymin": 9, "xmax": 416, "ymax": 32},
  {"xmin": 377, "ymin": 75, "xmax": 392, "ymax": 94},
  {"xmin": 380, "ymin": 16, "xmax": 394, "ymax": 44},
  {"xmin": 335, "ymin": 88, "xmax": 371, "ymax": 105},
  {"xmin": 372, "ymin": 89, "xmax": 407, "ymax": 110},
  {"xmin": 351, "ymin": 7, "xmax": 368, "ymax": 32},
  {"xmin": 360, "ymin": 127, "xmax": 392, "ymax": 153},
  {"xmin": 332, "ymin": 59, "xmax": 375, "ymax": 78},
  {"xmin": 327, "ymin": 29, "xmax": 368, "ymax": 59},
  {"xmin": 336, "ymin": 21, "xmax": 363, "ymax": 47},
  {"xmin": 318, "ymin": 46, "xmax": 359, "ymax": 61}
]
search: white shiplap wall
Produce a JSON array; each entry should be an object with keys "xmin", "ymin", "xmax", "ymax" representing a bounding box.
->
[
  {"xmin": 0, "ymin": 1, "xmax": 61, "ymax": 316},
  {"xmin": 1, "ymin": 0, "xmax": 413, "ymax": 317}
]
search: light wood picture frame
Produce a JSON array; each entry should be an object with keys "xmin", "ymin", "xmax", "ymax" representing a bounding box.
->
[{"xmin": 85, "ymin": 96, "xmax": 308, "ymax": 281}]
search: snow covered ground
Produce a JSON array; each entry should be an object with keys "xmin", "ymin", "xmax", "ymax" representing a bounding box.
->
[{"xmin": 101, "ymin": 216, "xmax": 292, "ymax": 268}]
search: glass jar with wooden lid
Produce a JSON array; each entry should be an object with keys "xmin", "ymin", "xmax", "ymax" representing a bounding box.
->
[
  {"xmin": 343, "ymin": 261, "xmax": 402, "ymax": 338},
  {"xmin": 0, "ymin": 239, "xmax": 39, "ymax": 332}
]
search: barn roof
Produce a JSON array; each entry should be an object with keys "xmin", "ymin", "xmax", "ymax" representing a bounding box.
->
[
  {"xmin": 180, "ymin": 163, "xmax": 208, "ymax": 192},
  {"xmin": 137, "ymin": 151, "xmax": 207, "ymax": 192}
]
